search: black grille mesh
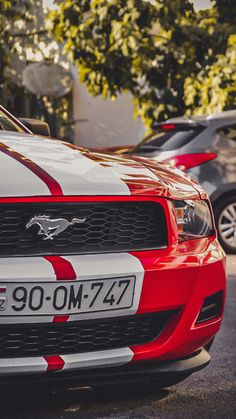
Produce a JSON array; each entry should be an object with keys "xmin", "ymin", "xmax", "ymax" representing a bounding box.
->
[
  {"xmin": 0, "ymin": 312, "xmax": 175, "ymax": 358},
  {"xmin": 0, "ymin": 201, "xmax": 167, "ymax": 256}
]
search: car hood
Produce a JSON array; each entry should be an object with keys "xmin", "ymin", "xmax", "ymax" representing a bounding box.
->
[{"xmin": 0, "ymin": 131, "xmax": 205, "ymax": 199}]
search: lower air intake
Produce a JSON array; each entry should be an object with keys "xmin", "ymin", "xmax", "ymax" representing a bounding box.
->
[
  {"xmin": 0, "ymin": 311, "xmax": 176, "ymax": 358},
  {"xmin": 196, "ymin": 291, "xmax": 224, "ymax": 324}
]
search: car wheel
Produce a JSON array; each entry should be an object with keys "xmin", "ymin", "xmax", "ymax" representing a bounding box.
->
[{"xmin": 215, "ymin": 196, "xmax": 236, "ymax": 253}]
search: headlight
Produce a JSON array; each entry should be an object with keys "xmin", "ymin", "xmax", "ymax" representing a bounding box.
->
[{"xmin": 174, "ymin": 200, "xmax": 214, "ymax": 241}]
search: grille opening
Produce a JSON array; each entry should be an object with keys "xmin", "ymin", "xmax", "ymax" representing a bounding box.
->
[
  {"xmin": 0, "ymin": 311, "xmax": 176, "ymax": 358},
  {"xmin": 0, "ymin": 201, "xmax": 167, "ymax": 257},
  {"xmin": 196, "ymin": 291, "xmax": 224, "ymax": 324}
]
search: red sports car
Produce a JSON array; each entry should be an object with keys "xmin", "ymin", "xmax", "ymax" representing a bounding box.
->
[{"xmin": 0, "ymin": 105, "xmax": 226, "ymax": 388}]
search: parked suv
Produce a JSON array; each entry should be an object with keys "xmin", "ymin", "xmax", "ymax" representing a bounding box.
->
[{"xmin": 130, "ymin": 110, "xmax": 236, "ymax": 253}]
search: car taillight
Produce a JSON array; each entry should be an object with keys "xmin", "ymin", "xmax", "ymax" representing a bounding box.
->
[
  {"xmin": 163, "ymin": 153, "xmax": 217, "ymax": 171},
  {"xmin": 161, "ymin": 123, "xmax": 176, "ymax": 131}
]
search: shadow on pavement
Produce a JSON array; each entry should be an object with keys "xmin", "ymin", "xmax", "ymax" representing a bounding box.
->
[{"xmin": 0, "ymin": 381, "xmax": 170, "ymax": 418}]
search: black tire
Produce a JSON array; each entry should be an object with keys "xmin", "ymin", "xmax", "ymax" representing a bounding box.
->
[{"xmin": 214, "ymin": 195, "xmax": 236, "ymax": 254}]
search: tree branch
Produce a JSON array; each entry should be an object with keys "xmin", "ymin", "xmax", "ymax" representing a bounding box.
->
[{"xmin": 10, "ymin": 29, "xmax": 48, "ymax": 38}]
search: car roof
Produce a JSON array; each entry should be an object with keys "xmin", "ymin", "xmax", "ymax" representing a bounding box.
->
[{"xmin": 167, "ymin": 109, "xmax": 236, "ymax": 124}]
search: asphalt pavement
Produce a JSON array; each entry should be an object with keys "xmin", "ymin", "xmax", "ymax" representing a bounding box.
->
[{"xmin": 0, "ymin": 257, "xmax": 235, "ymax": 419}]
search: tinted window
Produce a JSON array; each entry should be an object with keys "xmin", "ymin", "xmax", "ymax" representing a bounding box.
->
[{"xmin": 134, "ymin": 128, "xmax": 202, "ymax": 153}]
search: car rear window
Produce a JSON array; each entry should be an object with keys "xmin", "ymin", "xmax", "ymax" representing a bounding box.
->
[{"xmin": 133, "ymin": 127, "xmax": 203, "ymax": 153}]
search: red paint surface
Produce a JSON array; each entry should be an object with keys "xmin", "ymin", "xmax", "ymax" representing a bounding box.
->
[
  {"xmin": 44, "ymin": 355, "xmax": 65, "ymax": 371},
  {"xmin": 0, "ymin": 142, "xmax": 63, "ymax": 196},
  {"xmin": 0, "ymin": 107, "xmax": 226, "ymax": 371},
  {"xmin": 44, "ymin": 256, "xmax": 77, "ymax": 323},
  {"xmin": 0, "ymin": 195, "xmax": 168, "ymax": 204},
  {"xmin": 44, "ymin": 256, "xmax": 77, "ymax": 281},
  {"xmin": 130, "ymin": 237, "xmax": 226, "ymax": 362},
  {"xmin": 61, "ymin": 144, "xmax": 202, "ymax": 198},
  {"xmin": 0, "ymin": 196, "xmax": 226, "ymax": 367},
  {"xmin": 53, "ymin": 315, "xmax": 70, "ymax": 323}
]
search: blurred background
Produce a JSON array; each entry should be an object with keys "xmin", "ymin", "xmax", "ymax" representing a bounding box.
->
[{"xmin": 0, "ymin": 0, "xmax": 235, "ymax": 148}]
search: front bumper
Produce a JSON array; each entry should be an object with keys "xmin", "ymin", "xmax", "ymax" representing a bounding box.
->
[
  {"xmin": 0, "ymin": 348, "xmax": 210, "ymax": 386},
  {"xmin": 0, "ymin": 236, "xmax": 226, "ymax": 379}
]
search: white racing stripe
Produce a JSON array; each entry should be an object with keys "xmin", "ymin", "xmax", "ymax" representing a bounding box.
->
[
  {"xmin": 0, "ymin": 315, "xmax": 54, "ymax": 324},
  {"xmin": 0, "ymin": 133, "xmax": 130, "ymax": 196},
  {"xmin": 0, "ymin": 347, "xmax": 133, "ymax": 375},
  {"xmin": 0, "ymin": 257, "xmax": 56, "ymax": 324},
  {"xmin": 0, "ymin": 257, "xmax": 56, "ymax": 282},
  {"xmin": 0, "ymin": 356, "xmax": 48, "ymax": 375},
  {"xmin": 63, "ymin": 253, "xmax": 145, "ymax": 321},
  {"xmin": 61, "ymin": 347, "xmax": 133, "ymax": 371},
  {"xmin": 0, "ymin": 254, "xmax": 141, "ymax": 373},
  {"xmin": 107, "ymin": 160, "xmax": 158, "ymax": 182},
  {"xmin": 0, "ymin": 253, "xmax": 144, "ymax": 324},
  {"xmin": 0, "ymin": 149, "xmax": 50, "ymax": 197}
]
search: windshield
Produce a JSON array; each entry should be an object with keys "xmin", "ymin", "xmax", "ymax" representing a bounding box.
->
[
  {"xmin": 0, "ymin": 111, "xmax": 25, "ymax": 133},
  {"xmin": 133, "ymin": 127, "xmax": 203, "ymax": 153}
]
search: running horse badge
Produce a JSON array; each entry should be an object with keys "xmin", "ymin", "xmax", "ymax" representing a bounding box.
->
[{"xmin": 26, "ymin": 215, "xmax": 87, "ymax": 240}]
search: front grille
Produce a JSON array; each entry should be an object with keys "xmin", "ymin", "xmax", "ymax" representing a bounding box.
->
[
  {"xmin": 0, "ymin": 312, "xmax": 175, "ymax": 358},
  {"xmin": 0, "ymin": 201, "xmax": 167, "ymax": 256}
]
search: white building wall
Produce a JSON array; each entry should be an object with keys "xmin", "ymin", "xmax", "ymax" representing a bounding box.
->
[{"xmin": 72, "ymin": 68, "xmax": 145, "ymax": 148}]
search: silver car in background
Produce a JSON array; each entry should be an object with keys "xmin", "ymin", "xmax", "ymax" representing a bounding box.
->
[{"xmin": 131, "ymin": 110, "xmax": 236, "ymax": 253}]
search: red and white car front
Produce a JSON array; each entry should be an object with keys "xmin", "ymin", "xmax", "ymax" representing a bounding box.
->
[{"xmin": 0, "ymin": 121, "xmax": 226, "ymax": 385}]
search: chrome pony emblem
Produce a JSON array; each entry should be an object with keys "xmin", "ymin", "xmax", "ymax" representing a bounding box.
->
[{"xmin": 26, "ymin": 215, "xmax": 86, "ymax": 240}]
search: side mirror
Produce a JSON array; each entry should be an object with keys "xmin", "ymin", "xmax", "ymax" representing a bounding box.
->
[{"xmin": 19, "ymin": 118, "xmax": 51, "ymax": 137}]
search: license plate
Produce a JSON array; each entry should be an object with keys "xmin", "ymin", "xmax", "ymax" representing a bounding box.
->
[{"xmin": 0, "ymin": 277, "xmax": 135, "ymax": 316}]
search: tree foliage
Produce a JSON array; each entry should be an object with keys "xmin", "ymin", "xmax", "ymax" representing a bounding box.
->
[
  {"xmin": 50, "ymin": 0, "xmax": 236, "ymax": 125},
  {"xmin": 0, "ymin": 0, "xmax": 73, "ymax": 141},
  {"xmin": 0, "ymin": 1, "xmax": 49, "ymax": 86},
  {"xmin": 184, "ymin": 0, "xmax": 236, "ymax": 115},
  {"xmin": 0, "ymin": 0, "xmax": 23, "ymax": 85}
]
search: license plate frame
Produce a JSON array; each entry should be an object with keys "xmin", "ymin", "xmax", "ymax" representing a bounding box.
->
[{"xmin": 0, "ymin": 276, "xmax": 136, "ymax": 317}]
